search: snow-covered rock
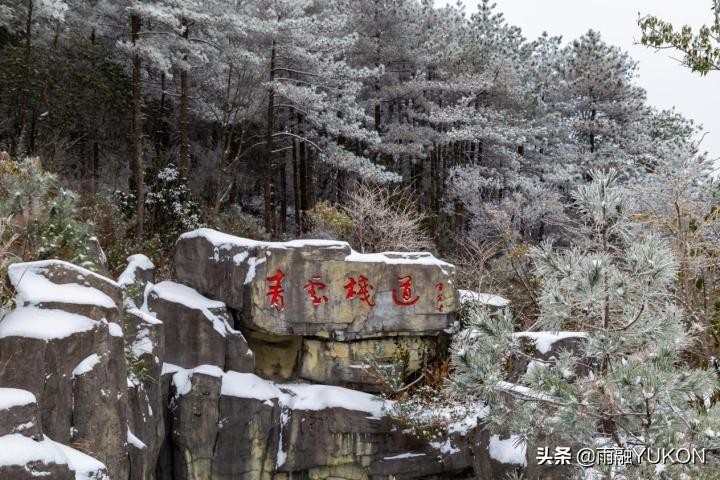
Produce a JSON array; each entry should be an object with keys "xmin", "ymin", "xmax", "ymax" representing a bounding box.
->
[
  {"xmin": 0, "ymin": 260, "xmax": 129, "ymax": 480},
  {"xmin": 0, "ymin": 388, "xmax": 41, "ymax": 439},
  {"xmin": 117, "ymin": 254, "xmax": 154, "ymax": 308},
  {"xmin": 0, "ymin": 388, "xmax": 109, "ymax": 479},
  {"xmin": 161, "ymin": 365, "xmax": 473, "ymax": 479},
  {"xmin": 174, "ymin": 228, "xmax": 457, "ymax": 340},
  {"xmin": 146, "ymin": 281, "xmax": 254, "ymax": 373},
  {"xmin": 0, "ymin": 433, "xmax": 110, "ymax": 480},
  {"xmin": 458, "ymin": 289, "xmax": 510, "ymax": 308}
]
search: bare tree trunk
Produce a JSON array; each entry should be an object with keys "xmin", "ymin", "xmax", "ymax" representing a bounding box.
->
[
  {"xmin": 280, "ymin": 151, "xmax": 287, "ymax": 234},
  {"xmin": 306, "ymin": 149, "xmax": 315, "ymax": 212},
  {"xmin": 299, "ymin": 139, "xmax": 308, "ymax": 232},
  {"xmin": 213, "ymin": 66, "xmax": 235, "ymax": 215},
  {"xmin": 373, "ymin": 1, "xmax": 381, "ymax": 132},
  {"xmin": 179, "ymin": 19, "xmax": 190, "ymax": 177},
  {"xmin": 292, "ymin": 136, "xmax": 301, "ymax": 232},
  {"xmin": 590, "ymin": 108, "xmax": 597, "ymax": 154},
  {"xmin": 263, "ymin": 40, "xmax": 277, "ymax": 234},
  {"xmin": 14, "ymin": 0, "xmax": 34, "ymax": 157},
  {"xmin": 90, "ymin": 28, "xmax": 99, "ymax": 193},
  {"xmin": 131, "ymin": 14, "xmax": 144, "ymax": 238}
]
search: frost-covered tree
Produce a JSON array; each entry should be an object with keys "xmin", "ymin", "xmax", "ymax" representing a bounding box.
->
[
  {"xmin": 633, "ymin": 118, "xmax": 720, "ymax": 365},
  {"xmin": 0, "ymin": 0, "xmax": 69, "ymax": 156},
  {"xmin": 550, "ymin": 31, "xmax": 650, "ymax": 179},
  {"xmin": 252, "ymin": 0, "xmax": 399, "ymax": 234},
  {"xmin": 450, "ymin": 170, "xmax": 720, "ymax": 478},
  {"xmin": 429, "ymin": 3, "xmax": 567, "ymax": 249}
]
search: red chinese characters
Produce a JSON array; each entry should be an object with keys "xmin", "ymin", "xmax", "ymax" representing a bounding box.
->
[
  {"xmin": 304, "ymin": 275, "xmax": 329, "ymax": 306},
  {"xmin": 344, "ymin": 275, "xmax": 375, "ymax": 307},
  {"xmin": 435, "ymin": 282, "xmax": 445, "ymax": 312},
  {"xmin": 392, "ymin": 275, "xmax": 420, "ymax": 306},
  {"xmin": 266, "ymin": 270, "xmax": 285, "ymax": 311}
]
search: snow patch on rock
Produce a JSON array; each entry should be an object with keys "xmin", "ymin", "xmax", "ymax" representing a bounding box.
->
[
  {"xmin": 9, "ymin": 261, "xmax": 117, "ymax": 309},
  {"xmin": 117, "ymin": 254, "xmax": 154, "ymax": 287},
  {"xmin": 108, "ymin": 322, "xmax": 123, "ymax": 337},
  {"xmin": 168, "ymin": 365, "xmax": 388, "ymax": 418},
  {"xmin": 0, "ymin": 307, "xmax": 98, "ymax": 340},
  {"xmin": 514, "ymin": 331, "xmax": 587, "ymax": 354},
  {"xmin": 345, "ymin": 250, "xmax": 453, "ymax": 267},
  {"xmin": 180, "ymin": 228, "xmax": 450, "ymax": 267},
  {"xmin": 127, "ymin": 429, "xmax": 147, "ymax": 450},
  {"xmin": 0, "ymin": 433, "xmax": 109, "ymax": 479},
  {"xmin": 150, "ymin": 281, "xmax": 237, "ymax": 337},
  {"xmin": 488, "ymin": 434, "xmax": 527, "ymax": 466},
  {"xmin": 0, "ymin": 388, "xmax": 36, "ymax": 410},
  {"xmin": 170, "ymin": 364, "xmax": 224, "ymax": 397},
  {"xmin": 72, "ymin": 354, "xmax": 101, "ymax": 378},
  {"xmin": 221, "ymin": 372, "xmax": 281, "ymax": 403},
  {"xmin": 458, "ymin": 289, "xmax": 510, "ymax": 307}
]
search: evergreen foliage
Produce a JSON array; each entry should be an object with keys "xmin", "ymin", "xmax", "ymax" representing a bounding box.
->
[{"xmin": 449, "ymin": 171, "xmax": 720, "ymax": 478}]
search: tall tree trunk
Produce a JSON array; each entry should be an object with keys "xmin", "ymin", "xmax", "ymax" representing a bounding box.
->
[
  {"xmin": 90, "ymin": 28, "xmax": 99, "ymax": 193},
  {"xmin": 131, "ymin": 14, "xmax": 144, "ymax": 238},
  {"xmin": 92, "ymin": 141, "xmax": 99, "ymax": 193},
  {"xmin": 373, "ymin": 2, "xmax": 381, "ymax": 132},
  {"xmin": 280, "ymin": 151, "xmax": 287, "ymax": 234},
  {"xmin": 590, "ymin": 108, "xmax": 597, "ymax": 154},
  {"xmin": 299, "ymin": 139, "xmax": 308, "ymax": 232},
  {"xmin": 292, "ymin": 136, "xmax": 301, "ymax": 232},
  {"xmin": 14, "ymin": 0, "xmax": 34, "ymax": 157},
  {"xmin": 213, "ymin": 66, "xmax": 235, "ymax": 215},
  {"xmin": 306, "ymin": 150, "xmax": 315, "ymax": 212},
  {"xmin": 179, "ymin": 19, "xmax": 190, "ymax": 177},
  {"xmin": 263, "ymin": 40, "xmax": 277, "ymax": 234}
]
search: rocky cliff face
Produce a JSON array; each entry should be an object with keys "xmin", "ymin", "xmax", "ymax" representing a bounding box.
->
[
  {"xmin": 175, "ymin": 229, "xmax": 456, "ymax": 391},
  {"xmin": 0, "ymin": 229, "xmax": 565, "ymax": 480},
  {"xmin": 0, "ymin": 260, "xmax": 128, "ymax": 479}
]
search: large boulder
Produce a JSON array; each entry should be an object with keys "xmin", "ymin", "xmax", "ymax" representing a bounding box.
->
[
  {"xmin": 124, "ymin": 305, "xmax": 166, "ymax": 480},
  {"xmin": 0, "ymin": 388, "xmax": 42, "ymax": 439},
  {"xmin": 213, "ymin": 372, "xmax": 281, "ymax": 480},
  {"xmin": 175, "ymin": 228, "xmax": 456, "ymax": 340},
  {"xmin": 0, "ymin": 388, "xmax": 110, "ymax": 480},
  {"xmin": 0, "ymin": 433, "xmax": 111, "ymax": 480},
  {"xmin": 8, "ymin": 259, "xmax": 122, "ymax": 321},
  {"xmin": 166, "ymin": 365, "xmax": 224, "ymax": 480},
  {"xmin": 146, "ymin": 280, "xmax": 254, "ymax": 372},
  {"xmin": 0, "ymin": 260, "xmax": 129, "ymax": 480},
  {"xmin": 156, "ymin": 365, "xmax": 475, "ymax": 480}
]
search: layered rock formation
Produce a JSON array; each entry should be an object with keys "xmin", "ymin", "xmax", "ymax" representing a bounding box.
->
[
  {"xmin": 175, "ymin": 229, "xmax": 456, "ymax": 389},
  {"xmin": 0, "ymin": 230, "xmax": 562, "ymax": 480},
  {"xmin": 0, "ymin": 260, "xmax": 128, "ymax": 479},
  {"xmin": 156, "ymin": 366, "xmax": 475, "ymax": 480},
  {"xmin": 146, "ymin": 281, "xmax": 254, "ymax": 373}
]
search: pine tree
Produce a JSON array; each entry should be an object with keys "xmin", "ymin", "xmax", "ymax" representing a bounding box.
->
[
  {"xmin": 450, "ymin": 170, "xmax": 720, "ymax": 478},
  {"xmin": 551, "ymin": 31, "xmax": 649, "ymax": 180},
  {"xmin": 640, "ymin": 1, "xmax": 720, "ymax": 75}
]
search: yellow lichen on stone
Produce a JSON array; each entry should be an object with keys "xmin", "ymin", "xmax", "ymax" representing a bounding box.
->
[
  {"xmin": 307, "ymin": 464, "xmax": 368, "ymax": 480},
  {"xmin": 244, "ymin": 330, "xmax": 302, "ymax": 381},
  {"xmin": 299, "ymin": 336, "xmax": 437, "ymax": 388}
]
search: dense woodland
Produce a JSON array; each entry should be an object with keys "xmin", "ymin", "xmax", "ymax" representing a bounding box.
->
[
  {"xmin": 3, "ymin": 1, "xmax": 720, "ymax": 475},
  {"xmin": 2, "ymin": 0, "xmax": 720, "ymax": 349}
]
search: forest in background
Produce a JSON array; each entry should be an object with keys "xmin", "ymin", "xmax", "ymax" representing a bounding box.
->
[
  {"xmin": 3, "ymin": 1, "xmax": 720, "ymax": 476},
  {"xmin": 0, "ymin": 0, "xmax": 718, "ymax": 334}
]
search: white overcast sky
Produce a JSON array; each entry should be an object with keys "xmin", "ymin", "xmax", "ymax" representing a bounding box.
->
[{"xmin": 435, "ymin": 0, "xmax": 720, "ymax": 160}]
